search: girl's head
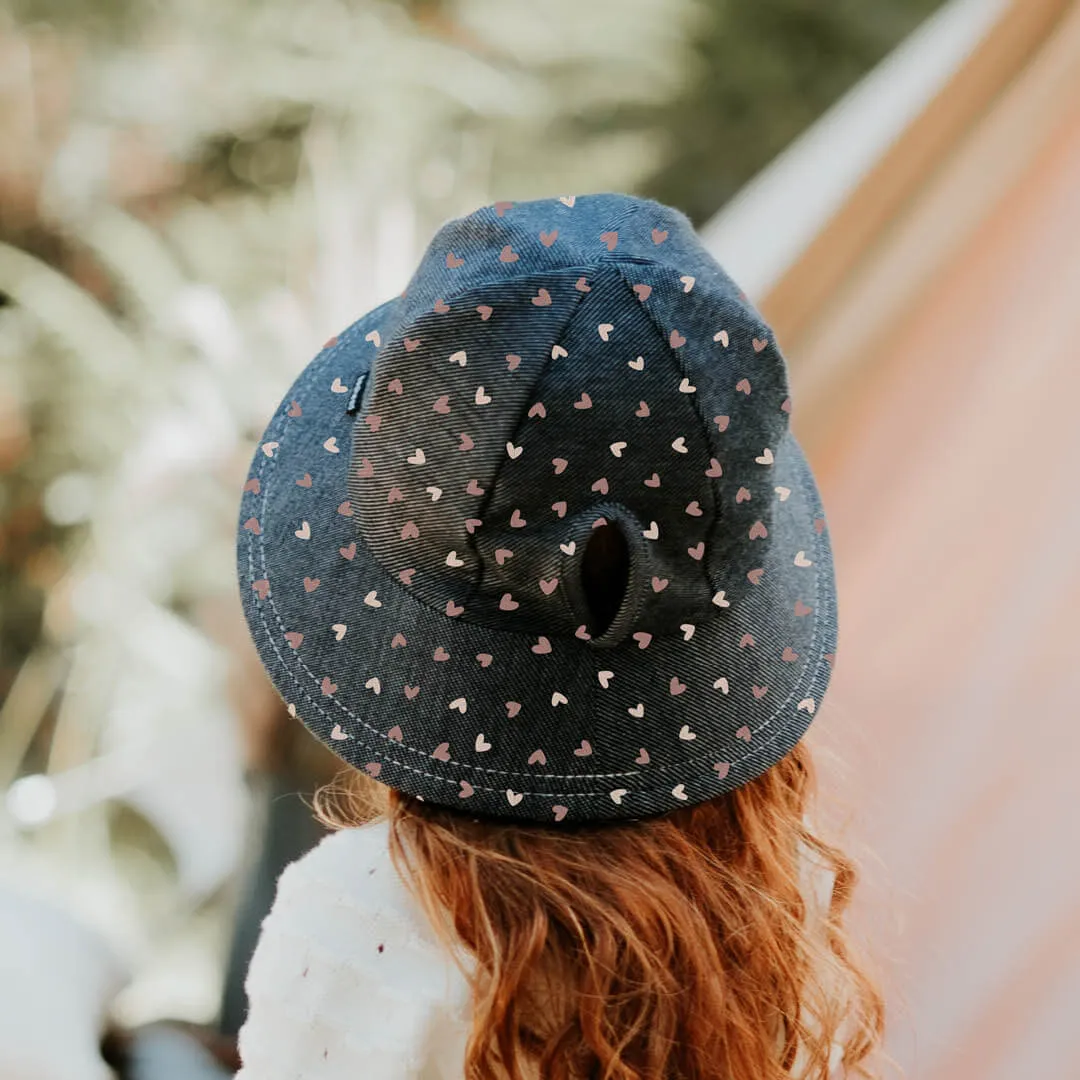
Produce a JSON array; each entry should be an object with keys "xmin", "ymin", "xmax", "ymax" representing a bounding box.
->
[{"xmin": 238, "ymin": 193, "xmax": 881, "ymax": 1074}]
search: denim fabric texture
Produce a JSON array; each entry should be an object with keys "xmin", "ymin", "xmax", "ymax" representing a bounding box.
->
[{"xmin": 237, "ymin": 193, "xmax": 837, "ymax": 825}]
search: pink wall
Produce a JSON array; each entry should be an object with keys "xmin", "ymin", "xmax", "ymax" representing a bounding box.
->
[{"xmin": 807, "ymin": 101, "xmax": 1080, "ymax": 1078}]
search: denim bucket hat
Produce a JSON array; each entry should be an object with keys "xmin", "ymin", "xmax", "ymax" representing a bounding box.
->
[{"xmin": 237, "ymin": 193, "xmax": 837, "ymax": 825}]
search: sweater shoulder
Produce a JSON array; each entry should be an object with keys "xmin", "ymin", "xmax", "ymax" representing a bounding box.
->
[
  {"xmin": 278, "ymin": 818, "xmax": 396, "ymax": 899},
  {"xmin": 272, "ymin": 818, "xmax": 454, "ymax": 956},
  {"xmin": 237, "ymin": 819, "xmax": 474, "ymax": 1079}
]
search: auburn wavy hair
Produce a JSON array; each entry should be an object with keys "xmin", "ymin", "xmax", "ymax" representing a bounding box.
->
[{"xmin": 312, "ymin": 737, "xmax": 884, "ymax": 1079}]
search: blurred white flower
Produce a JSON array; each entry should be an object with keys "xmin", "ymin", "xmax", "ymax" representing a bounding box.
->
[
  {"xmin": 42, "ymin": 471, "xmax": 96, "ymax": 527},
  {"xmin": 166, "ymin": 284, "xmax": 243, "ymax": 369},
  {"xmin": 6, "ymin": 775, "xmax": 58, "ymax": 828},
  {"xmin": 40, "ymin": 123, "xmax": 113, "ymax": 217},
  {"xmin": 70, "ymin": 570, "xmax": 140, "ymax": 629}
]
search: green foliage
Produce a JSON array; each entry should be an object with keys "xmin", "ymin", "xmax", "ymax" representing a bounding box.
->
[
  {"xmin": 643, "ymin": 0, "xmax": 947, "ymax": 224},
  {"xmin": 2, "ymin": 0, "xmax": 146, "ymax": 38}
]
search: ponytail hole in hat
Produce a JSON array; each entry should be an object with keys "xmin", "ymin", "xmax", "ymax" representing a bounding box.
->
[{"xmin": 580, "ymin": 521, "xmax": 630, "ymax": 638}]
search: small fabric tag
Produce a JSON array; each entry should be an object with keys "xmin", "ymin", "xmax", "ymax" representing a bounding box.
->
[{"xmin": 346, "ymin": 372, "xmax": 368, "ymax": 415}]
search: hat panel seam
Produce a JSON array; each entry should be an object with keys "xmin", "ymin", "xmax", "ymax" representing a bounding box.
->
[
  {"xmin": 458, "ymin": 282, "xmax": 588, "ymax": 613},
  {"xmin": 341, "ymin": 272, "xmax": 589, "ymax": 638},
  {"xmin": 594, "ymin": 434, "xmax": 831, "ymax": 773},
  {"xmin": 610, "ymin": 262, "xmax": 718, "ymax": 605}
]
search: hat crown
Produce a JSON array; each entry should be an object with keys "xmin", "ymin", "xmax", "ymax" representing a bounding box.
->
[{"xmin": 346, "ymin": 195, "xmax": 791, "ymax": 643}]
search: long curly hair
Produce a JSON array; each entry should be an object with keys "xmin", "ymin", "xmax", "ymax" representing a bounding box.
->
[{"xmin": 312, "ymin": 737, "xmax": 885, "ymax": 1079}]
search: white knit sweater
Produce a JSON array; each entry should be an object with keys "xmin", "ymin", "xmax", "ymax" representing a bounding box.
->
[
  {"xmin": 236, "ymin": 819, "xmax": 841, "ymax": 1079},
  {"xmin": 236, "ymin": 820, "xmax": 473, "ymax": 1080}
]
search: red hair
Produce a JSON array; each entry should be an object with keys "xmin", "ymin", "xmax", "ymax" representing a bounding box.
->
[{"xmin": 313, "ymin": 738, "xmax": 885, "ymax": 1078}]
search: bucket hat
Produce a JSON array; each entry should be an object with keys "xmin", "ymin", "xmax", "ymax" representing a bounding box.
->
[{"xmin": 237, "ymin": 193, "xmax": 837, "ymax": 825}]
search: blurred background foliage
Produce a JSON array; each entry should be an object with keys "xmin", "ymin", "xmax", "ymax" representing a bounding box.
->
[{"xmin": 0, "ymin": 0, "xmax": 943, "ymax": 1025}]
